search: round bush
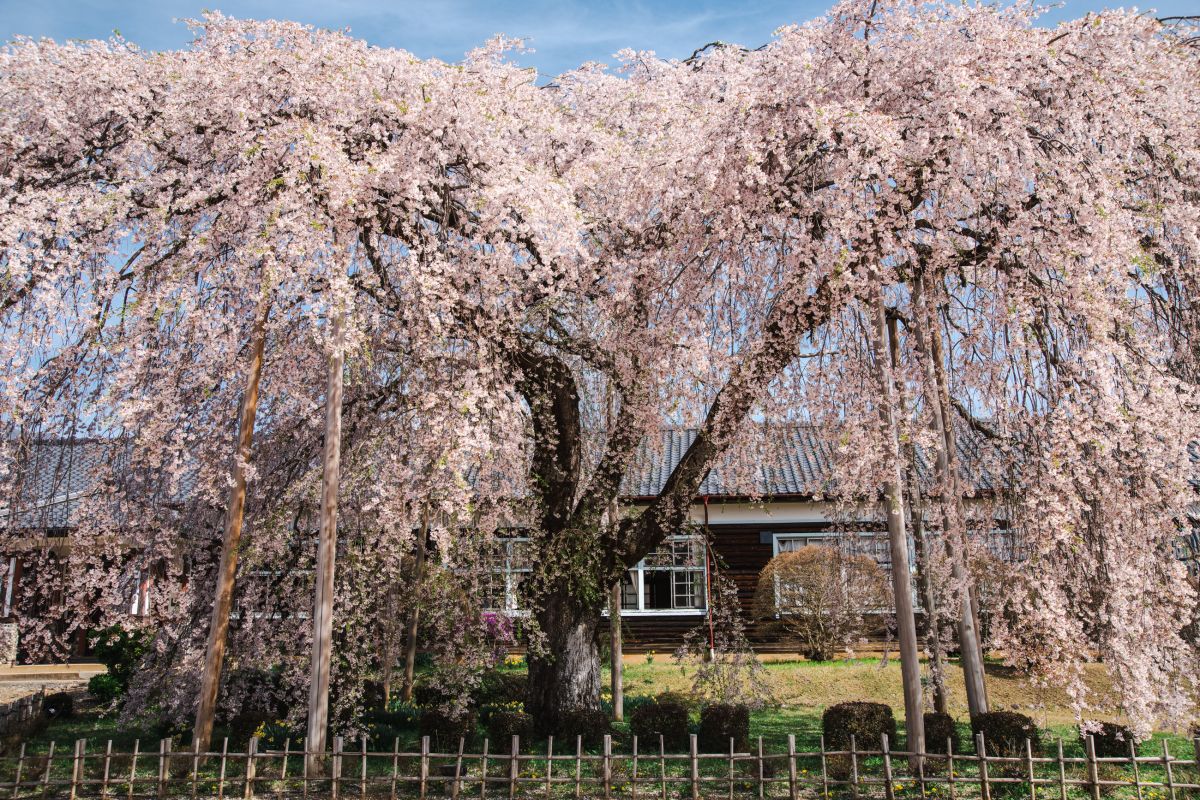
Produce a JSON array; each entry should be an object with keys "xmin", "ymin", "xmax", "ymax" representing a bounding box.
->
[
  {"xmin": 923, "ymin": 712, "xmax": 960, "ymax": 755},
  {"xmin": 419, "ymin": 709, "xmax": 478, "ymax": 748},
  {"xmin": 87, "ymin": 673, "xmax": 123, "ymax": 705},
  {"xmin": 822, "ymin": 702, "xmax": 896, "ymax": 749},
  {"xmin": 971, "ymin": 711, "xmax": 1041, "ymax": 758},
  {"xmin": 43, "ymin": 692, "xmax": 74, "ymax": 720},
  {"xmin": 699, "ymin": 704, "xmax": 750, "ymax": 753},
  {"xmin": 1082, "ymin": 722, "xmax": 1136, "ymax": 758},
  {"xmin": 475, "ymin": 671, "xmax": 528, "ymax": 706},
  {"xmin": 630, "ymin": 697, "xmax": 690, "ymax": 751},
  {"xmin": 484, "ymin": 709, "xmax": 533, "ymax": 742},
  {"xmin": 539, "ymin": 707, "xmax": 610, "ymax": 748}
]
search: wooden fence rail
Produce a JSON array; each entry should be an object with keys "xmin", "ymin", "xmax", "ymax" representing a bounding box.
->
[{"xmin": 0, "ymin": 732, "xmax": 1195, "ymax": 799}]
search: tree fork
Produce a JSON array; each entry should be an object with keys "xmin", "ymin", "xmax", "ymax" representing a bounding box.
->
[
  {"xmin": 306, "ymin": 309, "xmax": 346, "ymax": 772},
  {"xmin": 192, "ymin": 295, "xmax": 270, "ymax": 756}
]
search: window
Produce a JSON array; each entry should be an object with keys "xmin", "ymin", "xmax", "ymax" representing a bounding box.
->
[
  {"xmin": 774, "ymin": 532, "xmax": 893, "ymax": 572},
  {"xmin": 608, "ymin": 534, "xmax": 708, "ymax": 615},
  {"xmin": 482, "ymin": 538, "xmax": 532, "ymax": 614}
]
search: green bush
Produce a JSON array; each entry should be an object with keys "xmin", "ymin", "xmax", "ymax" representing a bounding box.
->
[
  {"xmin": 823, "ymin": 701, "xmax": 896, "ymax": 779},
  {"xmin": 923, "ymin": 712, "xmax": 960, "ymax": 755},
  {"xmin": 822, "ymin": 702, "xmax": 897, "ymax": 750},
  {"xmin": 419, "ymin": 709, "xmax": 477, "ymax": 750},
  {"xmin": 1082, "ymin": 722, "xmax": 1136, "ymax": 758},
  {"xmin": 971, "ymin": 711, "xmax": 1041, "ymax": 758},
  {"xmin": 474, "ymin": 671, "xmax": 527, "ymax": 706},
  {"xmin": 86, "ymin": 625, "xmax": 150, "ymax": 694},
  {"xmin": 43, "ymin": 692, "xmax": 74, "ymax": 720},
  {"xmin": 484, "ymin": 709, "xmax": 533, "ymax": 742},
  {"xmin": 629, "ymin": 697, "xmax": 690, "ymax": 751},
  {"xmin": 539, "ymin": 707, "xmax": 610, "ymax": 749},
  {"xmin": 87, "ymin": 673, "xmax": 122, "ymax": 705},
  {"xmin": 698, "ymin": 704, "xmax": 749, "ymax": 752}
]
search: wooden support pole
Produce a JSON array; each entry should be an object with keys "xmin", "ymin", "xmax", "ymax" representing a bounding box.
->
[
  {"xmin": 306, "ymin": 310, "xmax": 346, "ymax": 772},
  {"xmin": 193, "ymin": 297, "xmax": 270, "ymax": 754}
]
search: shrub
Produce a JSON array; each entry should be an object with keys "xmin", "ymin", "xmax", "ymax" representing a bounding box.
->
[
  {"xmin": 971, "ymin": 711, "xmax": 1041, "ymax": 758},
  {"xmin": 419, "ymin": 708, "xmax": 477, "ymax": 749},
  {"xmin": 755, "ymin": 547, "xmax": 890, "ymax": 661},
  {"xmin": 823, "ymin": 702, "xmax": 897, "ymax": 749},
  {"xmin": 86, "ymin": 625, "xmax": 150, "ymax": 694},
  {"xmin": 823, "ymin": 702, "xmax": 895, "ymax": 779},
  {"xmin": 629, "ymin": 697, "xmax": 690, "ymax": 751},
  {"xmin": 43, "ymin": 692, "xmax": 74, "ymax": 720},
  {"xmin": 475, "ymin": 671, "xmax": 528, "ymax": 706},
  {"xmin": 923, "ymin": 712, "xmax": 960, "ymax": 755},
  {"xmin": 699, "ymin": 704, "xmax": 750, "ymax": 752},
  {"xmin": 484, "ymin": 710, "xmax": 533, "ymax": 742},
  {"xmin": 540, "ymin": 707, "xmax": 610, "ymax": 749},
  {"xmin": 1083, "ymin": 722, "xmax": 1136, "ymax": 758},
  {"xmin": 87, "ymin": 673, "xmax": 122, "ymax": 705}
]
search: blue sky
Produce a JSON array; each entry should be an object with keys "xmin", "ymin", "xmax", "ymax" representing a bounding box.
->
[{"xmin": 2, "ymin": 0, "xmax": 1196, "ymax": 79}]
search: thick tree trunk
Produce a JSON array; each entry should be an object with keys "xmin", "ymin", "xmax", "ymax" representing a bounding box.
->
[
  {"xmin": 871, "ymin": 295, "xmax": 925, "ymax": 760},
  {"xmin": 306, "ymin": 311, "xmax": 345, "ymax": 772},
  {"xmin": 193, "ymin": 297, "xmax": 269, "ymax": 756},
  {"xmin": 527, "ymin": 595, "xmax": 602, "ymax": 732}
]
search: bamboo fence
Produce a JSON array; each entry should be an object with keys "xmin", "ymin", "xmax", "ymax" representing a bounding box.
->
[{"xmin": 0, "ymin": 731, "xmax": 1195, "ymax": 799}]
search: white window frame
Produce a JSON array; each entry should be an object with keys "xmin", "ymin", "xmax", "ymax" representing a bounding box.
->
[{"xmin": 605, "ymin": 534, "xmax": 707, "ymax": 617}]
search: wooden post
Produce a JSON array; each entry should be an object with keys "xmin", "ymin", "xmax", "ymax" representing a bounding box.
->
[
  {"xmin": 1129, "ymin": 738, "xmax": 1143, "ymax": 800},
  {"xmin": 301, "ymin": 738, "xmax": 309, "ymax": 800},
  {"xmin": 159, "ymin": 738, "xmax": 172, "ymax": 800},
  {"xmin": 976, "ymin": 734, "xmax": 990, "ymax": 800},
  {"xmin": 757, "ymin": 737, "xmax": 765, "ymax": 800},
  {"xmin": 632, "ymin": 736, "xmax": 639, "ymax": 800},
  {"xmin": 947, "ymin": 737, "xmax": 956, "ymax": 800},
  {"xmin": 872, "ymin": 295, "xmax": 924, "ymax": 761},
  {"xmin": 1161, "ymin": 739, "xmax": 1176, "ymax": 800},
  {"xmin": 788, "ymin": 734, "xmax": 798, "ymax": 800},
  {"xmin": 610, "ymin": 581, "xmax": 624, "ymax": 722},
  {"xmin": 281, "ymin": 738, "xmax": 291, "ymax": 795},
  {"xmin": 511, "ymin": 735, "xmax": 521, "ymax": 800},
  {"xmin": 420, "ymin": 736, "xmax": 430, "ymax": 800},
  {"xmin": 819, "ymin": 735, "xmax": 829, "ymax": 800},
  {"xmin": 882, "ymin": 734, "xmax": 895, "ymax": 800},
  {"xmin": 70, "ymin": 739, "xmax": 85, "ymax": 800},
  {"xmin": 603, "ymin": 734, "xmax": 612, "ymax": 800},
  {"xmin": 850, "ymin": 734, "xmax": 859, "ymax": 799},
  {"xmin": 42, "ymin": 741, "xmax": 55, "ymax": 800},
  {"xmin": 103, "ymin": 740, "xmax": 113, "ymax": 800},
  {"xmin": 1085, "ymin": 735, "xmax": 1100, "ymax": 800},
  {"xmin": 659, "ymin": 735, "xmax": 667, "ymax": 800},
  {"xmin": 391, "ymin": 737, "xmax": 402, "ymax": 800},
  {"xmin": 332, "ymin": 736, "xmax": 343, "ymax": 800},
  {"xmin": 244, "ymin": 737, "xmax": 258, "ymax": 800},
  {"xmin": 401, "ymin": 510, "xmax": 430, "ymax": 702},
  {"xmin": 306, "ymin": 309, "xmax": 346, "ymax": 773},
  {"xmin": 1055, "ymin": 738, "xmax": 1066, "ymax": 800},
  {"xmin": 452, "ymin": 737, "xmax": 465, "ymax": 800},
  {"xmin": 193, "ymin": 297, "xmax": 270, "ymax": 754},
  {"xmin": 359, "ymin": 737, "xmax": 367, "ymax": 800},
  {"xmin": 13, "ymin": 741, "xmax": 25, "ymax": 800},
  {"xmin": 1025, "ymin": 736, "xmax": 1037, "ymax": 800},
  {"xmin": 689, "ymin": 734, "xmax": 700, "ymax": 800},
  {"xmin": 728, "ymin": 737, "xmax": 735, "ymax": 800},
  {"xmin": 544, "ymin": 737, "xmax": 553, "ymax": 800},
  {"xmin": 574, "ymin": 736, "xmax": 582, "ymax": 800},
  {"xmin": 129, "ymin": 740, "xmax": 140, "ymax": 800},
  {"xmin": 481, "ymin": 737, "xmax": 490, "ymax": 800}
]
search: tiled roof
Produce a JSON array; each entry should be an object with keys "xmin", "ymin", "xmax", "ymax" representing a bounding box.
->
[
  {"xmin": 621, "ymin": 424, "xmax": 998, "ymax": 499},
  {"xmin": 0, "ymin": 440, "xmax": 120, "ymax": 529}
]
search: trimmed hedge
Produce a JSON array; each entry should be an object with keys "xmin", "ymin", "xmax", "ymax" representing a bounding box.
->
[
  {"xmin": 629, "ymin": 698, "xmax": 690, "ymax": 751},
  {"xmin": 923, "ymin": 712, "xmax": 960, "ymax": 755},
  {"xmin": 971, "ymin": 711, "xmax": 1041, "ymax": 757},
  {"xmin": 475, "ymin": 672, "xmax": 528, "ymax": 707},
  {"xmin": 44, "ymin": 692, "xmax": 74, "ymax": 720},
  {"xmin": 698, "ymin": 704, "xmax": 750, "ymax": 753},
  {"xmin": 539, "ymin": 707, "xmax": 610, "ymax": 749},
  {"xmin": 485, "ymin": 709, "xmax": 533, "ymax": 741},
  {"xmin": 822, "ymin": 702, "xmax": 897, "ymax": 749},
  {"xmin": 1083, "ymin": 722, "xmax": 1136, "ymax": 758},
  {"xmin": 87, "ymin": 674, "xmax": 122, "ymax": 705}
]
